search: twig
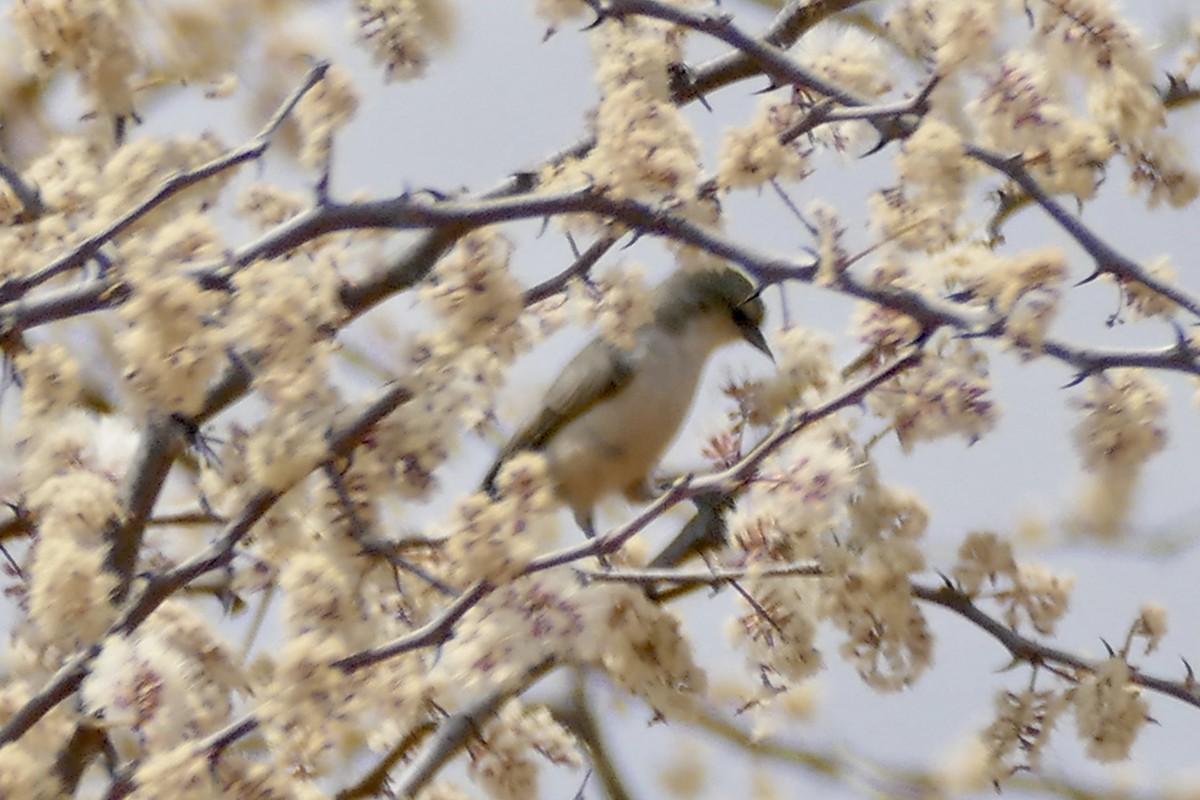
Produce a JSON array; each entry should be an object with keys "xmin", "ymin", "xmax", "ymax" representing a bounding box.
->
[
  {"xmin": 391, "ymin": 658, "xmax": 558, "ymax": 798},
  {"xmin": 0, "ymin": 381, "xmax": 415, "ymax": 745},
  {"xmin": 575, "ymin": 559, "xmax": 822, "ymax": 586},
  {"xmin": 911, "ymin": 581, "xmax": 1200, "ymax": 709},
  {"xmin": 0, "ymin": 61, "xmax": 331, "ymax": 303},
  {"xmin": 0, "ymin": 157, "xmax": 44, "ymax": 221}
]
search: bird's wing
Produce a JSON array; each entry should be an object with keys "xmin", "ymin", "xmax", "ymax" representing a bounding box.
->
[{"xmin": 481, "ymin": 337, "xmax": 636, "ymax": 492}]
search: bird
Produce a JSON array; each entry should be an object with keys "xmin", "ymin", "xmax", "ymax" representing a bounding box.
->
[{"xmin": 481, "ymin": 266, "xmax": 772, "ymax": 541}]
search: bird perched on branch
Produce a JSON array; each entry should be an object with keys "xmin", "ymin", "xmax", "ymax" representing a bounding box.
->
[{"xmin": 481, "ymin": 266, "xmax": 772, "ymax": 540}]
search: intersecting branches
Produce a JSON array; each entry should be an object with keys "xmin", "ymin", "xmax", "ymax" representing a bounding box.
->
[
  {"xmin": 0, "ymin": 60, "xmax": 331, "ymax": 305},
  {"xmin": 0, "ymin": 381, "xmax": 413, "ymax": 746}
]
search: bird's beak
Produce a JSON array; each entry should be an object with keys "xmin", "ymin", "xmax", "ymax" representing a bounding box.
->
[{"xmin": 738, "ymin": 321, "xmax": 773, "ymax": 362}]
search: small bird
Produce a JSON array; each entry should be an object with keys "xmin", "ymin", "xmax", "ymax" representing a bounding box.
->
[{"xmin": 481, "ymin": 267, "xmax": 772, "ymax": 539}]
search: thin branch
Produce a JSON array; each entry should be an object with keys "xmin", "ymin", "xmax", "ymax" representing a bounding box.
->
[
  {"xmin": 391, "ymin": 658, "xmax": 558, "ymax": 798},
  {"xmin": 0, "ymin": 381, "xmax": 415, "ymax": 745},
  {"xmin": 524, "ymin": 233, "xmax": 620, "ymax": 305},
  {"xmin": 911, "ymin": 581, "xmax": 1200, "ymax": 709},
  {"xmin": 575, "ymin": 559, "xmax": 822, "ymax": 586},
  {"xmin": 967, "ymin": 144, "xmax": 1200, "ymax": 318},
  {"xmin": 331, "ymin": 580, "xmax": 491, "ymax": 673},
  {"xmin": 0, "ymin": 61, "xmax": 331, "ymax": 304},
  {"xmin": 0, "ymin": 156, "xmax": 44, "ymax": 221}
]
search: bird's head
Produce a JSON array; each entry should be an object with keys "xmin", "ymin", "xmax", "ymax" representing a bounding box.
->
[{"xmin": 654, "ymin": 267, "xmax": 772, "ymax": 359}]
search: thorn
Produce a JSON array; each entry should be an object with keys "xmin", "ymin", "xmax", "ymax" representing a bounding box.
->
[
  {"xmin": 1171, "ymin": 320, "xmax": 1191, "ymax": 353},
  {"xmin": 580, "ymin": 0, "xmax": 606, "ymax": 30},
  {"xmin": 1061, "ymin": 371, "xmax": 1089, "ymax": 389}
]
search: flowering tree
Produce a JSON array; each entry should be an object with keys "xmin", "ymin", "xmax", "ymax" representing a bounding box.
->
[{"xmin": 0, "ymin": 0, "xmax": 1198, "ymax": 797}]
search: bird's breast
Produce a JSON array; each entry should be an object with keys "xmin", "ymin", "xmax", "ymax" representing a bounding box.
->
[{"xmin": 546, "ymin": 332, "xmax": 708, "ymax": 513}]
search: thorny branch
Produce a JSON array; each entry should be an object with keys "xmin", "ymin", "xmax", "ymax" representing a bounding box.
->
[
  {"xmin": 2, "ymin": 0, "xmax": 1198, "ymax": 793},
  {"xmin": 0, "ymin": 60, "xmax": 331, "ymax": 304}
]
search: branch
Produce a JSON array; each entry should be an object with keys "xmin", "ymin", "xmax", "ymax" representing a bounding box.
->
[
  {"xmin": 967, "ymin": 144, "xmax": 1200, "ymax": 319},
  {"xmin": 0, "ymin": 156, "xmax": 44, "ymax": 222},
  {"xmin": 911, "ymin": 581, "xmax": 1200, "ymax": 709},
  {"xmin": 679, "ymin": 0, "xmax": 872, "ymax": 102},
  {"xmin": 0, "ymin": 381, "xmax": 415, "ymax": 745},
  {"xmin": 391, "ymin": 657, "xmax": 558, "ymax": 798},
  {"xmin": 523, "ymin": 233, "xmax": 620, "ymax": 305},
  {"xmin": 0, "ymin": 60, "xmax": 331, "ymax": 304},
  {"xmin": 104, "ymin": 413, "xmax": 184, "ymax": 602}
]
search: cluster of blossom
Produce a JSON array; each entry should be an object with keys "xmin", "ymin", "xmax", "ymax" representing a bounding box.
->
[
  {"xmin": 867, "ymin": 185, "xmax": 964, "ymax": 254},
  {"xmin": 745, "ymin": 325, "xmax": 838, "ymax": 424},
  {"xmin": 722, "ymin": 432, "xmax": 848, "ymax": 689},
  {"xmin": 1112, "ymin": 255, "xmax": 1178, "ymax": 320},
  {"xmin": 885, "ymin": 0, "xmax": 1002, "ymax": 72},
  {"xmin": 1069, "ymin": 370, "xmax": 1168, "ymax": 538},
  {"xmin": 849, "ymin": 266, "xmax": 927, "ymax": 361},
  {"xmin": 566, "ymin": 265, "xmax": 654, "ymax": 350},
  {"xmin": 894, "ymin": 119, "xmax": 972, "ymax": 229},
  {"xmin": 236, "ymin": 183, "xmax": 309, "ymax": 229},
  {"xmin": 974, "ymin": 50, "xmax": 1116, "ymax": 201},
  {"xmin": 421, "ymin": 229, "xmax": 529, "ymax": 360},
  {"xmin": 431, "ymin": 574, "xmax": 584, "ymax": 711},
  {"xmin": 250, "ymin": 550, "xmax": 377, "ymax": 779},
  {"xmin": 864, "ymin": 332, "xmax": 999, "ymax": 451},
  {"xmin": 81, "ymin": 601, "xmax": 245, "ymax": 761},
  {"xmin": 575, "ymin": 583, "xmax": 707, "ymax": 720},
  {"xmin": 591, "ymin": 30, "xmax": 701, "ymax": 204},
  {"xmin": 717, "ymin": 95, "xmax": 811, "ymax": 191},
  {"xmin": 981, "ymin": 685, "xmax": 1069, "ymax": 783},
  {"xmin": 827, "ymin": 473, "xmax": 932, "ymax": 691},
  {"xmin": 427, "ymin": 574, "xmax": 704, "ymax": 771},
  {"xmin": 730, "ymin": 428, "xmax": 858, "ymax": 562},
  {"xmin": 727, "ymin": 578, "xmax": 823, "ymax": 689},
  {"xmin": 225, "ymin": 250, "xmax": 346, "ymax": 489},
  {"xmin": 540, "ymin": 17, "xmax": 702, "ymax": 226},
  {"xmin": 10, "ymin": 0, "xmax": 139, "ymax": 118},
  {"xmin": 443, "ymin": 453, "xmax": 560, "ymax": 584},
  {"xmin": 10, "ymin": 346, "xmax": 124, "ymax": 652},
  {"xmin": 953, "ymin": 531, "xmax": 1074, "ymax": 635},
  {"xmin": 931, "ymin": 244, "xmax": 1068, "ymax": 356},
  {"xmin": 1075, "ymin": 369, "xmax": 1167, "ymax": 467},
  {"xmin": 467, "ymin": 700, "xmax": 582, "ymax": 800},
  {"xmin": 22, "ymin": 135, "xmax": 105, "ymax": 218},
  {"xmin": 723, "ymin": 427, "xmax": 935, "ymax": 692},
  {"xmin": 1071, "ymin": 657, "xmax": 1150, "ymax": 762},
  {"xmin": 294, "ymin": 63, "xmax": 360, "ymax": 171},
  {"xmin": 353, "ymin": 0, "xmax": 456, "ymax": 83},
  {"xmin": 113, "ymin": 213, "xmax": 229, "ymax": 416}
]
